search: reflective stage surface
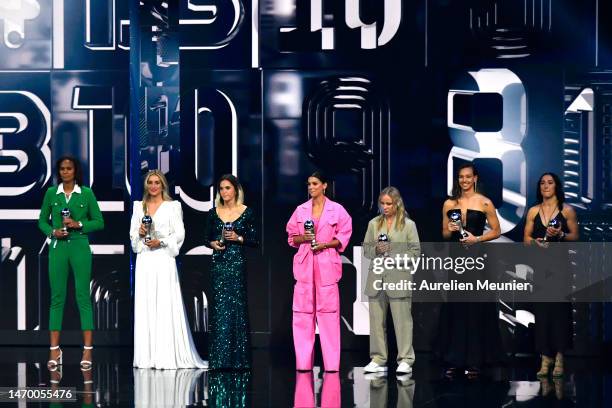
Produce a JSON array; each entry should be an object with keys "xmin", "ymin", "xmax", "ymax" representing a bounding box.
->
[{"xmin": 0, "ymin": 348, "xmax": 608, "ymax": 407}]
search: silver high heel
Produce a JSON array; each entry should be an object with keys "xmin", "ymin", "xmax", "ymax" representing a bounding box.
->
[{"xmin": 47, "ymin": 345, "xmax": 63, "ymax": 370}]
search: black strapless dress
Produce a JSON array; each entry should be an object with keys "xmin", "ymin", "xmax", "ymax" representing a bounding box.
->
[
  {"xmin": 531, "ymin": 212, "xmax": 573, "ymax": 356},
  {"xmin": 434, "ymin": 209, "xmax": 505, "ymax": 368}
]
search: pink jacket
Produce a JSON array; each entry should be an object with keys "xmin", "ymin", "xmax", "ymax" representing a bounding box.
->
[{"xmin": 286, "ymin": 198, "xmax": 352, "ymax": 285}]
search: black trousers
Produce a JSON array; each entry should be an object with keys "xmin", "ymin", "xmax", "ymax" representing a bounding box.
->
[{"xmin": 533, "ymin": 302, "xmax": 573, "ymax": 356}]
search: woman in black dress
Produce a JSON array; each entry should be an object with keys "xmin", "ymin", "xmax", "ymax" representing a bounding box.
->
[
  {"xmin": 523, "ymin": 172, "xmax": 579, "ymax": 377},
  {"xmin": 436, "ymin": 163, "xmax": 502, "ymax": 378}
]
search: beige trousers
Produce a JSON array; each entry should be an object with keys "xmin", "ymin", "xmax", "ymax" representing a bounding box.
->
[{"xmin": 368, "ymin": 291, "xmax": 415, "ymax": 366}]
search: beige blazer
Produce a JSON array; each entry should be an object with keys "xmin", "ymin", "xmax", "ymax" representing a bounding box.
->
[{"xmin": 363, "ymin": 217, "xmax": 421, "ymax": 298}]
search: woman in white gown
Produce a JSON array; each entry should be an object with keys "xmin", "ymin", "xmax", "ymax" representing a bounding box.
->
[{"xmin": 130, "ymin": 170, "xmax": 208, "ymax": 369}]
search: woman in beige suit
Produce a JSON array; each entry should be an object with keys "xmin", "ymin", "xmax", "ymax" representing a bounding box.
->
[{"xmin": 363, "ymin": 187, "xmax": 420, "ymax": 375}]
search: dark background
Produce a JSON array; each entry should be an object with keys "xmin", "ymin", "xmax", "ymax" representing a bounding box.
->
[{"xmin": 0, "ymin": 0, "xmax": 610, "ymax": 361}]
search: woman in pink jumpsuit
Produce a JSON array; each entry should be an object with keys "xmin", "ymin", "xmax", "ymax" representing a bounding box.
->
[{"xmin": 286, "ymin": 171, "xmax": 352, "ymax": 372}]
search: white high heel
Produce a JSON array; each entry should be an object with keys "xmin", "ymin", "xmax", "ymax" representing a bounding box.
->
[
  {"xmin": 80, "ymin": 345, "xmax": 93, "ymax": 370},
  {"xmin": 47, "ymin": 345, "xmax": 63, "ymax": 370},
  {"xmin": 50, "ymin": 365, "xmax": 63, "ymax": 384},
  {"xmin": 81, "ymin": 367, "xmax": 93, "ymax": 384}
]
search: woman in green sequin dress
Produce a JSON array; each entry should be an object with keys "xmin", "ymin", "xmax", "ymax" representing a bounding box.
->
[
  {"xmin": 208, "ymin": 371, "xmax": 251, "ymax": 407},
  {"xmin": 204, "ymin": 175, "xmax": 258, "ymax": 369}
]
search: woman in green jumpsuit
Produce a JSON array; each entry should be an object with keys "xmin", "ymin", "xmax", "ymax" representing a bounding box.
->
[
  {"xmin": 204, "ymin": 174, "xmax": 258, "ymax": 369},
  {"xmin": 38, "ymin": 156, "xmax": 104, "ymax": 370}
]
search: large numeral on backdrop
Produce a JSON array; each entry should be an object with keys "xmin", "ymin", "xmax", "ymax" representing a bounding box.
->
[
  {"xmin": 180, "ymin": 87, "xmax": 238, "ymax": 255},
  {"xmin": 303, "ymin": 76, "xmax": 390, "ymax": 336},
  {"xmin": 303, "ymin": 76, "xmax": 389, "ymax": 211},
  {"xmin": 0, "ymin": 91, "xmax": 51, "ymax": 197},
  {"xmin": 179, "ymin": 0, "xmax": 246, "ymax": 50},
  {"xmin": 280, "ymin": 0, "xmax": 402, "ymax": 51},
  {"xmin": 447, "ymin": 68, "xmax": 527, "ymax": 235}
]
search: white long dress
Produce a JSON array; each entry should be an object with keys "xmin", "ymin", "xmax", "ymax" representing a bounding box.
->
[
  {"xmin": 133, "ymin": 368, "xmax": 206, "ymax": 407},
  {"xmin": 130, "ymin": 200, "xmax": 208, "ymax": 369}
]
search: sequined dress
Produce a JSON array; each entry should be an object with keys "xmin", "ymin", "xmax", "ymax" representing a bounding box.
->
[
  {"xmin": 208, "ymin": 371, "xmax": 251, "ymax": 407},
  {"xmin": 204, "ymin": 207, "xmax": 258, "ymax": 369}
]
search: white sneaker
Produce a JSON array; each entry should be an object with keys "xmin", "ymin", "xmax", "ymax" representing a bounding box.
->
[
  {"xmin": 396, "ymin": 362, "xmax": 412, "ymax": 374},
  {"xmin": 364, "ymin": 361, "xmax": 388, "ymax": 373},
  {"xmin": 396, "ymin": 373, "xmax": 413, "ymax": 383},
  {"xmin": 364, "ymin": 371, "xmax": 387, "ymax": 380}
]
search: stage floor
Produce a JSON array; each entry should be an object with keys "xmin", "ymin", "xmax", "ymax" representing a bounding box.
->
[{"xmin": 0, "ymin": 347, "xmax": 608, "ymax": 407}]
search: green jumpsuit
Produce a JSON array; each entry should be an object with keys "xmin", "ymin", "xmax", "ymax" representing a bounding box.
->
[{"xmin": 38, "ymin": 184, "xmax": 104, "ymax": 331}]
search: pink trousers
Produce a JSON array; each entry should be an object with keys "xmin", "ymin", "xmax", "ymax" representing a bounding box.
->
[
  {"xmin": 294, "ymin": 371, "xmax": 341, "ymax": 408},
  {"xmin": 292, "ymin": 256, "xmax": 340, "ymax": 371}
]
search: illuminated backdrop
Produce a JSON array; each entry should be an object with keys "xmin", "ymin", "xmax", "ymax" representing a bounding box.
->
[{"xmin": 0, "ymin": 0, "xmax": 610, "ymax": 356}]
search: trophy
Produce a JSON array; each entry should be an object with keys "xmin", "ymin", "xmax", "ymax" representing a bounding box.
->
[
  {"xmin": 378, "ymin": 233, "xmax": 390, "ymax": 257},
  {"xmin": 61, "ymin": 208, "xmax": 71, "ymax": 233},
  {"xmin": 448, "ymin": 209, "xmax": 469, "ymax": 239},
  {"xmin": 543, "ymin": 218, "xmax": 560, "ymax": 242},
  {"xmin": 220, "ymin": 222, "xmax": 234, "ymax": 245},
  {"xmin": 142, "ymin": 215, "xmax": 153, "ymax": 242},
  {"xmin": 304, "ymin": 220, "xmax": 317, "ymax": 249}
]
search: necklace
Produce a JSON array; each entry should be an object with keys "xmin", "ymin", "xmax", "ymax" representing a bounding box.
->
[
  {"xmin": 539, "ymin": 203, "xmax": 557, "ymax": 226},
  {"xmin": 219, "ymin": 205, "xmax": 244, "ymax": 221}
]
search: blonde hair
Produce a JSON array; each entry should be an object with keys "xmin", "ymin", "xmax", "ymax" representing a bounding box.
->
[
  {"xmin": 142, "ymin": 170, "xmax": 173, "ymax": 214},
  {"xmin": 376, "ymin": 186, "xmax": 408, "ymax": 231},
  {"xmin": 214, "ymin": 174, "xmax": 245, "ymax": 207}
]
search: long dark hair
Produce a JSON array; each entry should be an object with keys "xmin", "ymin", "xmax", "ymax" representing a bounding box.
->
[
  {"xmin": 535, "ymin": 172, "xmax": 564, "ymax": 211},
  {"xmin": 55, "ymin": 156, "xmax": 83, "ymax": 186},
  {"xmin": 308, "ymin": 170, "xmax": 331, "ymax": 197},
  {"xmin": 450, "ymin": 163, "xmax": 478, "ymax": 201},
  {"xmin": 215, "ymin": 174, "xmax": 244, "ymax": 206},
  {"xmin": 309, "ymin": 170, "xmax": 329, "ymax": 185}
]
